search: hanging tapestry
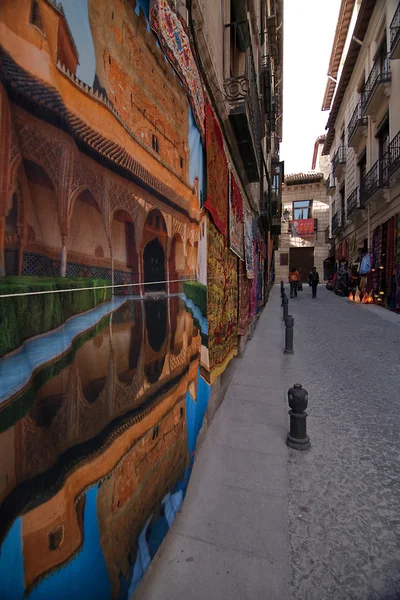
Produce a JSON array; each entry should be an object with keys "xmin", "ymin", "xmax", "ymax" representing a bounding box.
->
[
  {"xmin": 244, "ymin": 199, "xmax": 255, "ymax": 278},
  {"xmin": 204, "ymin": 103, "xmax": 228, "ymax": 235},
  {"xmin": 150, "ymin": 0, "xmax": 205, "ymax": 138},
  {"xmin": 238, "ymin": 260, "xmax": 251, "ymax": 335},
  {"xmin": 207, "ymin": 216, "xmax": 238, "ymax": 383},
  {"xmin": 249, "ymin": 223, "xmax": 258, "ymax": 317},
  {"xmin": 229, "ymin": 173, "xmax": 244, "ymax": 260}
]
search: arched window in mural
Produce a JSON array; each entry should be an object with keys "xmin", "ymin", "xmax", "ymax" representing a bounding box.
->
[
  {"xmin": 144, "ymin": 299, "xmax": 167, "ymax": 383},
  {"xmin": 68, "ymin": 189, "xmax": 111, "ymax": 279},
  {"xmin": 111, "ymin": 210, "xmax": 139, "ymax": 296},
  {"xmin": 21, "ymin": 159, "xmax": 62, "ymax": 277},
  {"xmin": 142, "ymin": 209, "xmax": 168, "ymax": 293}
]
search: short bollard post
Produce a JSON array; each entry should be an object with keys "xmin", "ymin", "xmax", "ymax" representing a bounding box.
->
[
  {"xmin": 284, "ymin": 315, "xmax": 294, "ymax": 354},
  {"xmin": 281, "ymin": 290, "xmax": 286, "ymax": 307},
  {"xmin": 280, "ymin": 281, "xmax": 285, "ymax": 298},
  {"xmin": 286, "ymin": 384, "xmax": 311, "ymax": 451},
  {"xmin": 282, "ymin": 295, "xmax": 289, "ymax": 321}
]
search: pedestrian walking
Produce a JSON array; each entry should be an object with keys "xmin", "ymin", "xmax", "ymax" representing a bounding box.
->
[
  {"xmin": 289, "ymin": 266, "xmax": 300, "ymax": 298},
  {"xmin": 309, "ymin": 266, "xmax": 320, "ymax": 299}
]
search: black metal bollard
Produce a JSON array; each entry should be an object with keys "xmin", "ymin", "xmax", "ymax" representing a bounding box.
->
[
  {"xmin": 282, "ymin": 295, "xmax": 289, "ymax": 321},
  {"xmin": 286, "ymin": 384, "xmax": 311, "ymax": 451},
  {"xmin": 280, "ymin": 281, "xmax": 285, "ymax": 298},
  {"xmin": 281, "ymin": 290, "xmax": 286, "ymax": 307},
  {"xmin": 284, "ymin": 315, "xmax": 294, "ymax": 354}
]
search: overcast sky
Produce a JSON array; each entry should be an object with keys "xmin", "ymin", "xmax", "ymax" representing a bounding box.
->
[{"xmin": 280, "ymin": 0, "xmax": 342, "ymax": 174}]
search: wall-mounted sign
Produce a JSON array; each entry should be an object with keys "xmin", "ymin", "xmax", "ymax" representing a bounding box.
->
[{"xmin": 290, "ymin": 219, "xmax": 314, "ymax": 238}]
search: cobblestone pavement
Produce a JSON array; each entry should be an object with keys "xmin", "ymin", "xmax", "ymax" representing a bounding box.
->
[{"xmin": 283, "ymin": 286, "xmax": 400, "ymax": 600}]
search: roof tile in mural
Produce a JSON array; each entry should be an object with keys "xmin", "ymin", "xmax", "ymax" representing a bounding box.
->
[{"xmin": 150, "ymin": 0, "xmax": 205, "ymax": 139}]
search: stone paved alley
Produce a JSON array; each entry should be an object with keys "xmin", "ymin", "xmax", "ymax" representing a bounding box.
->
[{"xmin": 137, "ymin": 286, "xmax": 400, "ymax": 600}]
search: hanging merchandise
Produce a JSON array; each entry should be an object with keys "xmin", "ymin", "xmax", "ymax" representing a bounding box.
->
[
  {"xmin": 229, "ymin": 173, "xmax": 245, "ymax": 260},
  {"xmin": 150, "ymin": 0, "xmax": 205, "ymax": 138},
  {"xmin": 206, "ymin": 216, "xmax": 238, "ymax": 383},
  {"xmin": 204, "ymin": 103, "xmax": 229, "ymax": 235},
  {"xmin": 360, "ymin": 253, "xmax": 371, "ymax": 274},
  {"xmin": 244, "ymin": 199, "xmax": 255, "ymax": 279}
]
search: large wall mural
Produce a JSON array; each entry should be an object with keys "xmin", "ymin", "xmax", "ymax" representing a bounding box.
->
[{"xmin": 0, "ymin": 0, "xmax": 272, "ymax": 597}]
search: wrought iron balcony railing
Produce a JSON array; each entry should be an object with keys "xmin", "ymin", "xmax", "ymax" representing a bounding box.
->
[
  {"xmin": 387, "ymin": 130, "xmax": 400, "ymax": 180},
  {"xmin": 390, "ymin": 2, "xmax": 400, "ymax": 56},
  {"xmin": 346, "ymin": 187, "xmax": 360, "ymax": 220},
  {"xmin": 331, "ymin": 210, "xmax": 342, "ymax": 235},
  {"xmin": 332, "ymin": 146, "xmax": 346, "ymax": 174},
  {"xmin": 223, "ymin": 24, "xmax": 263, "ymax": 182},
  {"xmin": 325, "ymin": 226, "xmax": 332, "ymax": 245},
  {"xmin": 360, "ymin": 159, "xmax": 388, "ymax": 205},
  {"xmin": 348, "ymin": 102, "xmax": 368, "ymax": 143},
  {"xmin": 361, "ymin": 58, "xmax": 391, "ymax": 113},
  {"xmin": 271, "ymin": 216, "xmax": 281, "ymax": 237}
]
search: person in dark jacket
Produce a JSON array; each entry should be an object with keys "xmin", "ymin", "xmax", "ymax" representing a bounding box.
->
[{"xmin": 309, "ymin": 266, "xmax": 320, "ymax": 298}]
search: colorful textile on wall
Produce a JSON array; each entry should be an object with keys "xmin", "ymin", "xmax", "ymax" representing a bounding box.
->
[
  {"xmin": 229, "ymin": 174, "xmax": 244, "ymax": 260},
  {"xmin": 249, "ymin": 222, "xmax": 258, "ymax": 317},
  {"xmin": 244, "ymin": 199, "xmax": 255, "ymax": 278},
  {"xmin": 150, "ymin": 0, "xmax": 205, "ymax": 138},
  {"xmin": 207, "ymin": 216, "xmax": 238, "ymax": 383},
  {"xmin": 238, "ymin": 260, "xmax": 251, "ymax": 335},
  {"xmin": 204, "ymin": 103, "xmax": 229, "ymax": 235}
]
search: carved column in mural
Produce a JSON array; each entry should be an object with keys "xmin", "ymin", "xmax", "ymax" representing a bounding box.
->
[
  {"xmin": 59, "ymin": 148, "xmax": 75, "ymax": 277},
  {"xmin": 15, "ymin": 172, "xmax": 28, "ymax": 275},
  {"xmin": 0, "ymin": 88, "xmax": 12, "ymax": 276}
]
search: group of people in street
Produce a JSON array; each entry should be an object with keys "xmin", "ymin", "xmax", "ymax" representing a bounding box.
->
[{"xmin": 288, "ymin": 266, "xmax": 320, "ymax": 299}]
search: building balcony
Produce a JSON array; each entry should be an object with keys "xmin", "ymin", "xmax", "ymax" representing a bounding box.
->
[
  {"xmin": 325, "ymin": 226, "xmax": 333, "ymax": 245},
  {"xmin": 386, "ymin": 130, "xmax": 400, "ymax": 182},
  {"xmin": 332, "ymin": 146, "xmax": 346, "ymax": 178},
  {"xmin": 331, "ymin": 210, "xmax": 342, "ymax": 236},
  {"xmin": 346, "ymin": 187, "xmax": 362, "ymax": 221},
  {"xmin": 326, "ymin": 173, "xmax": 336, "ymax": 196},
  {"xmin": 390, "ymin": 2, "xmax": 400, "ymax": 59},
  {"xmin": 271, "ymin": 216, "xmax": 281, "ymax": 237},
  {"xmin": 224, "ymin": 30, "xmax": 262, "ymax": 183},
  {"xmin": 347, "ymin": 103, "xmax": 368, "ymax": 148},
  {"xmin": 360, "ymin": 159, "xmax": 388, "ymax": 206},
  {"xmin": 361, "ymin": 58, "xmax": 391, "ymax": 117}
]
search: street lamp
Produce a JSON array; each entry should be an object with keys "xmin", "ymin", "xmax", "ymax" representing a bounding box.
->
[{"xmin": 283, "ymin": 208, "xmax": 290, "ymax": 222}]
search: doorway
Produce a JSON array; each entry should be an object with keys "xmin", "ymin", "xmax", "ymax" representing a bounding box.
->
[{"xmin": 289, "ymin": 247, "xmax": 314, "ymax": 282}]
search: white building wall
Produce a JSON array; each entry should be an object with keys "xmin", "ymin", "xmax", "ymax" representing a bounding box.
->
[{"xmin": 327, "ymin": 0, "xmax": 400, "ymax": 255}]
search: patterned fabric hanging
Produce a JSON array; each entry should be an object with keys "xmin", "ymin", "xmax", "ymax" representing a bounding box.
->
[
  {"xmin": 238, "ymin": 260, "xmax": 251, "ymax": 336},
  {"xmin": 244, "ymin": 199, "xmax": 255, "ymax": 278},
  {"xmin": 150, "ymin": 0, "xmax": 205, "ymax": 138},
  {"xmin": 204, "ymin": 103, "xmax": 229, "ymax": 235},
  {"xmin": 229, "ymin": 173, "xmax": 244, "ymax": 260},
  {"xmin": 206, "ymin": 216, "xmax": 238, "ymax": 383}
]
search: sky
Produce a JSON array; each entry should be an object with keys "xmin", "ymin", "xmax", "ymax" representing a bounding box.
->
[{"xmin": 280, "ymin": 0, "xmax": 342, "ymax": 174}]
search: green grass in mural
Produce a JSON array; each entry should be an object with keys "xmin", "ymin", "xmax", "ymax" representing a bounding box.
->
[
  {"xmin": 0, "ymin": 277, "xmax": 111, "ymax": 358},
  {"xmin": 0, "ymin": 314, "xmax": 111, "ymax": 434},
  {"xmin": 183, "ymin": 281, "xmax": 207, "ymax": 317}
]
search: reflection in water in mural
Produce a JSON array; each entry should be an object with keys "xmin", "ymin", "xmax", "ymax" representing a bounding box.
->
[{"xmin": 0, "ymin": 297, "xmax": 210, "ymax": 600}]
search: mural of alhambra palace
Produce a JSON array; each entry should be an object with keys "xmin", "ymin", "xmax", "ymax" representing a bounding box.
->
[{"xmin": 0, "ymin": 0, "xmax": 201, "ymax": 293}]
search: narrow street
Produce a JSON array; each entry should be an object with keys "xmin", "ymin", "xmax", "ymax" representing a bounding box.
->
[
  {"xmin": 285, "ymin": 285, "xmax": 400, "ymax": 599},
  {"xmin": 137, "ymin": 286, "xmax": 400, "ymax": 600}
]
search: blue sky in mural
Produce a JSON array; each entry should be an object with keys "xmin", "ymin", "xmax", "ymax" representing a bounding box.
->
[
  {"xmin": 189, "ymin": 109, "xmax": 205, "ymax": 204},
  {"xmin": 3, "ymin": 486, "xmax": 112, "ymax": 600},
  {"xmin": 135, "ymin": 0, "xmax": 150, "ymax": 31},
  {"xmin": 61, "ymin": 0, "xmax": 96, "ymax": 85},
  {"xmin": 0, "ymin": 519, "xmax": 24, "ymax": 600}
]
